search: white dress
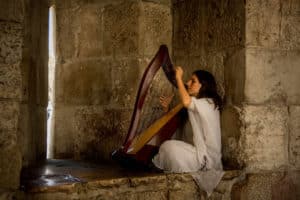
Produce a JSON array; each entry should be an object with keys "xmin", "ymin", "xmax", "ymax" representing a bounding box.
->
[{"xmin": 152, "ymin": 97, "xmax": 224, "ymax": 195}]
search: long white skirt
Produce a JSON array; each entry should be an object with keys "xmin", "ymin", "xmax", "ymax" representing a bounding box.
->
[
  {"xmin": 152, "ymin": 140, "xmax": 224, "ymax": 196},
  {"xmin": 152, "ymin": 140, "xmax": 200, "ymax": 172}
]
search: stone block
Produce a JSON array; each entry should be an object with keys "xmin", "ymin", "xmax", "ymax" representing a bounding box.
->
[
  {"xmin": 246, "ymin": 0, "xmax": 281, "ymax": 48},
  {"xmin": 246, "ymin": 0, "xmax": 300, "ymax": 49},
  {"xmin": 169, "ymin": 190, "xmax": 201, "ymax": 200},
  {"xmin": 54, "ymin": 105, "xmax": 76, "ymax": 158},
  {"xmin": 111, "ymin": 58, "xmax": 143, "ymax": 108},
  {"xmin": 173, "ymin": 0, "xmax": 205, "ymax": 58},
  {"xmin": 130, "ymin": 175, "xmax": 167, "ymax": 192},
  {"xmin": 56, "ymin": 8, "xmax": 77, "ymax": 61},
  {"xmin": 289, "ymin": 106, "xmax": 300, "ymax": 169},
  {"xmin": 121, "ymin": 191, "xmax": 168, "ymax": 200},
  {"xmin": 103, "ymin": 1, "xmax": 140, "ymax": 57},
  {"xmin": 0, "ymin": 0, "xmax": 24, "ymax": 22},
  {"xmin": 167, "ymin": 173, "xmax": 198, "ymax": 192},
  {"xmin": 0, "ymin": 63, "xmax": 21, "ymax": 99},
  {"xmin": 224, "ymin": 49, "xmax": 245, "ymax": 105},
  {"xmin": 245, "ymin": 48, "xmax": 300, "ymax": 104},
  {"xmin": 0, "ymin": 22, "xmax": 23, "ymax": 65},
  {"xmin": 0, "ymin": 145, "xmax": 22, "ymax": 190},
  {"xmin": 238, "ymin": 105, "xmax": 288, "ymax": 170},
  {"xmin": 54, "ymin": 105, "xmax": 132, "ymax": 161},
  {"xmin": 221, "ymin": 106, "xmax": 243, "ymax": 169},
  {"xmin": 77, "ymin": 5, "xmax": 103, "ymax": 58},
  {"xmin": 140, "ymin": 2, "xmax": 172, "ymax": 57},
  {"xmin": 35, "ymin": 106, "xmax": 47, "ymax": 159},
  {"xmin": 18, "ymin": 104, "xmax": 33, "ymax": 166},
  {"xmin": 173, "ymin": 0, "xmax": 244, "ymax": 58},
  {"xmin": 56, "ymin": 59, "xmax": 112, "ymax": 105},
  {"xmin": 74, "ymin": 106, "xmax": 132, "ymax": 161},
  {"xmin": 205, "ymin": 0, "xmax": 245, "ymax": 52},
  {"xmin": 279, "ymin": 1, "xmax": 300, "ymax": 50},
  {"xmin": 0, "ymin": 101, "xmax": 19, "ymax": 132},
  {"xmin": 142, "ymin": 0, "xmax": 171, "ymax": 6},
  {"xmin": 231, "ymin": 172, "xmax": 299, "ymax": 200}
]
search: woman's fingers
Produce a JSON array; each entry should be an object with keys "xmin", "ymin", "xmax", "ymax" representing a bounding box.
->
[{"xmin": 159, "ymin": 94, "xmax": 174, "ymax": 112}]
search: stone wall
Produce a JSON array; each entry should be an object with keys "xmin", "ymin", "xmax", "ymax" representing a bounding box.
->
[
  {"xmin": 240, "ymin": 0, "xmax": 300, "ymax": 171},
  {"xmin": 0, "ymin": 0, "xmax": 49, "ymax": 197},
  {"xmin": 0, "ymin": 0, "xmax": 24, "ymax": 190},
  {"xmin": 20, "ymin": 0, "xmax": 49, "ymax": 166},
  {"xmin": 54, "ymin": 0, "xmax": 172, "ymax": 161}
]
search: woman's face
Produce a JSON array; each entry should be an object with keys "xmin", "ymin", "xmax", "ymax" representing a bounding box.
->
[{"xmin": 186, "ymin": 74, "xmax": 201, "ymax": 97}]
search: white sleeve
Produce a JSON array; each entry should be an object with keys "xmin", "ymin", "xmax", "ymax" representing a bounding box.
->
[{"xmin": 187, "ymin": 97, "xmax": 197, "ymax": 111}]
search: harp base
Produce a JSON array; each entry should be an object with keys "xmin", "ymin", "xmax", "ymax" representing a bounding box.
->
[{"xmin": 111, "ymin": 145, "xmax": 159, "ymax": 171}]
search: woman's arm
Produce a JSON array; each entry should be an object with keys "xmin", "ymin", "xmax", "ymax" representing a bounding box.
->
[{"xmin": 175, "ymin": 66, "xmax": 191, "ymax": 108}]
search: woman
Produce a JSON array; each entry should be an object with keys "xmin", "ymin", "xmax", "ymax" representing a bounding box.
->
[{"xmin": 152, "ymin": 66, "xmax": 224, "ymax": 195}]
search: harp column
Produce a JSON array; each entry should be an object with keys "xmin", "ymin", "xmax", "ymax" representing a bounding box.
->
[{"xmin": 54, "ymin": 0, "xmax": 172, "ymax": 161}]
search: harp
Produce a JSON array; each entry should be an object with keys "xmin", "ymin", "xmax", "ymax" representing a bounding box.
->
[{"xmin": 112, "ymin": 45, "xmax": 184, "ymax": 166}]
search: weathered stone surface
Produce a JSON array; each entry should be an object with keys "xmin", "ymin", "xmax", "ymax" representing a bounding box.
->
[
  {"xmin": 238, "ymin": 105, "xmax": 288, "ymax": 170},
  {"xmin": 0, "ymin": 22, "xmax": 23, "ymax": 64},
  {"xmin": 173, "ymin": 0, "xmax": 205, "ymax": 57},
  {"xmin": 0, "ymin": 145, "xmax": 22, "ymax": 189},
  {"xmin": 54, "ymin": 106, "xmax": 76, "ymax": 158},
  {"xmin": 221, "ymin": 105, "xmax": 243, "ymax": 169},
  {"xmin": 289, "ymin": 106, "xmax": 300, "ymax": 169},
  {"xmin": 167, "ymin": 173, "xmax": 196, "ymax": 190},
  {"xmin": 142, "ymin": 0, "xmax": 171, "ymax": 6},
  {"xmin": 86, "ymin": 177, "xmax": 128, "ymax": 189},
  {"xmin": 231, "ymin": 172, "xmax": 299, "ymax": 200},
  {"xmin": 103, "ymin": 1, "xmax": 140, "ymax": 57},
  {"xmin": 74, "ymin": 106, "xmax": 131, "ymax": 161},
  {"xmin": 245, "ymin": 48, "xmax": 300, "ymax": 104},
  {"xmin": 56, "ymin": 59, "xmax": 112, "ymax": 105},
  {"xmin": 111, "ymin": 58, "xmax": 143, "ymax": 108},
  {"xmin": 130, "ymin": 175, "xmax": 167, "ymax": 191},
  {"xmin": 224, "ymin": 49, "xmax": 245, "ymax": 105},
  {"xmin": 140, "ymin": 2, "xmax": 172, "ymax": 56},
  {"xmin": 124, "ymin": 191, "xmax": 168, "ymax": 200},
  {"xmin": 173, "ymin": 0, "xmax": 244, "ymax": 58},
  {"xmin": 0, "ymin": 0, "xmax": 24, "ymax": 22},
  {"xmin": 77, "ymin": 5, "xmax": 103, "ymax": 58},
  {"xmin": 0, "ymin": 190, "xmax": 21, "ymax": 200},
  {"xmin": 56, "ymin": 8, "xmax": 77, "ymax": 61},
  {"xmin": 167, "ymin": 174, "xmax": 200, "ymax": 199},
  {"xmin": 18, "ymin": 104, "xmax": 33, "ymax": 167},
  {"xmin": 0, "ymin": 63, "xmax": 21, "ymax": 99},
  {"xmin": 0, "ymin": 101, "xmax": 19, "ymax": 133},
  {"xmin": 54, "ymin": 105, "xmax": 131, "ymax": 160},
  {"xmin": 280, "ymin": 1, "xmax": 300, "ymax": 50},
  {"xmin": 246, "ymin": 0, "xmax": 300, "ymax": 49}
]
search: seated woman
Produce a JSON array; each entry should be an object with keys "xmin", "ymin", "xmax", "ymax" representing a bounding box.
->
[{"xmin": 152, "ymin": 66, "xmax": 224, "ymax": 195}]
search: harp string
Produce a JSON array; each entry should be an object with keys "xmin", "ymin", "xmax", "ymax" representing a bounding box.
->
[{"xmin": 135, "ymin": 67, "xmax": 175, "ymax": 143}]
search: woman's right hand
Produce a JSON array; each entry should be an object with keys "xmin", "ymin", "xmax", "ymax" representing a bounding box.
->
[{"xmin": 159, "ymin": 94, "xmax": 174, "ymax": 112}]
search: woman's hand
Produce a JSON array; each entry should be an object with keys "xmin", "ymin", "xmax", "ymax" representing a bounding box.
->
[
  {"xmin": 159, "ymin": 94, "xmax": 174, "ymax": 112},
  {"xmin": 175, "ymin": 66, "xmax": 184, "ymax": 81},
  {"xmin": 174, "ymin": 66, "xmax": 191, "ymax": 107}
]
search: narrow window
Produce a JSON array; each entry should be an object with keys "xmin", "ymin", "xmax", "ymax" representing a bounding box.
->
[{"xmin": 47, "ymin": 5, "xmax": 56, "ymax": 159}]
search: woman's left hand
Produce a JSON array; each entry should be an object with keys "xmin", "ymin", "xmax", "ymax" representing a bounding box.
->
[{"xmin": 175, "ymin": 66, "xmax": 184, "ymax": 81}]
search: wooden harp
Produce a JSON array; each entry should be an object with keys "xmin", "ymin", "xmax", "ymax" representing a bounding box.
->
[{"xmin": 112, "ymin": 45, "xmax": 184, "ymax": 166}]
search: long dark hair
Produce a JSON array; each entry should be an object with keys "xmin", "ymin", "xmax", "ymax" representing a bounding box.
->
[{"xmin": 193, "ymin": 70, "xmax": 223, "ymax": 110}]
